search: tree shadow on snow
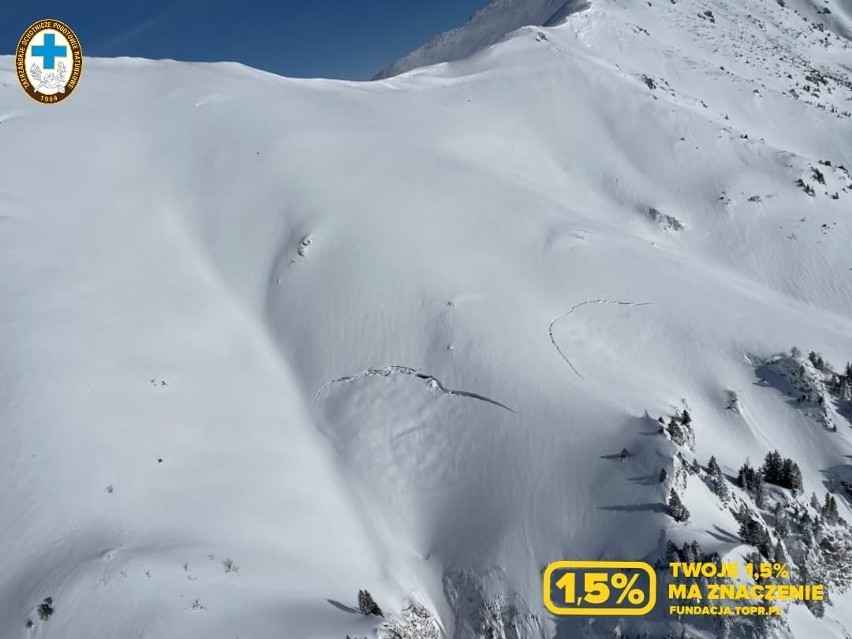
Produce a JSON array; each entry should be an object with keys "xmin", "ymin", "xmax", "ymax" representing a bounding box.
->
[
  {"xmin": 637, "ymin": 428, "xmax": 663, "ymax": 437},
  {"xmin": 326, "ymin": 599, "xmax": 359, "ymax": 614},
  {"xmin": 599, "ymin": 502, "xmax": 668, "ymax": 514},
  {"xmin": 753, "ymin": 363, "xmax": 813, "ymax": 411},
  {"xmin": 627, "ymin": 474, "xmax": 661, "ymax": 487},
  {"xmin": 723, "ymin": 471, "xmax": 740, "ymax": 485},
  {"xmin": 706, "ymin": 525, "xmax": 740, "ymax": 544},
  {"xmin": 820, "ymin": 465, "xmax": 852, "ymax": 507}
]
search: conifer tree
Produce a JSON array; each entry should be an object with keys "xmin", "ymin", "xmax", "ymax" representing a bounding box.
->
[
  {"xmin": 357, "ymin": 590, "xmax": 383, "ymax": 617},
  {"xmin": 738, "ymin": 462, "xmax": 757, "ymax": 493},
  {"xmin": 811, "ymin": 492, "xmax": 821, "ymax": 509},
  {"xmin": 761, "ymin": 451, "xmax": 784, "ymax": 484},
  {"xmin": 839, "ymin": 378, "xmax": 851, "ymax": 404},
  {"xmin": 823, "ymin": 493, "xmax": 839, "ymax": 524},
  {"xmin": 738, "ymin": 518, "xmax": 771, "ymax": 557},
  {"xmin": 667, "ymin": 417, "xmax": 683, "ymax": 444},
  {"xmin": 707, "ymin": 456, "xmax": 729, "ymax": 500},
  {"xmin": 664, "ymin": 540, "xmax": 681, "ymax": 565},
  {"xmin": 754, "ymin": 474, "xmax": 766, "ymax": 508},
  {"xmin": 772, "ymin": 539, "xmax": 786, "ymax": 565},
  {"xmin": 668, "ymin": 489, "xmax": 690, "ymax": 522},
  {"xmin": 781, "ymin": 458, "xmax": 803, "ymax": 493},
  {"xmin": 708, "ymin": 456, "xmax": 721, "ymax": 476}
]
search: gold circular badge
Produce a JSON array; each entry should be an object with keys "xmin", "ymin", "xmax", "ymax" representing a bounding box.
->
[{"xmin": 15, "ymin": 19, "xmax": 83, "ymax": 104}]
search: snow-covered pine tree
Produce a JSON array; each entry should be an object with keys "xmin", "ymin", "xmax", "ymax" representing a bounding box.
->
[
  {"xmin": 668, "ymin": 489, "xmax": 690, "ymax": 522},
  {"xmin": 357, "ymin": 589, "xmax": 383, "ymax": 617},
  {"xmin": 755, "ymin": 474, "xmax": 766, "ymax": 508},
  {"xmin": 667, "ymin": 417, "xmax": 683, "ymax": 443},
  {"xmin": 708, "ymin": 456, "xmax": 720, "ymax": 476},
  {"xmin": 738, "ymin": 462, "xmax": 758, "ymax": 493},
  {"xmin": 839, "ymin": 377, "xmax": 851, "ymax": 406},
  {"xmin": 823, "ymin": 493, "xmax": 840, "ymax": 524},
  {"xmin": 715, "ymin": 614, "xmax": 734, "ymax": 639},
  {"xmin": 772, "ymin": 539, "xmax": 786, "ymax": 564},
  {"xmin": 707, "ymin": 456, "xmax": 730, "ymax": 501},
  {"xmin": 781, "ymin": 458, "xmax": 803, "ymax": 493},
  {"xmin": 739, "ymin": 518, "xmax": 772, "ymax": 557},
  {"xmin": 663, "ymin": 540, "xmax": 681, "ymax": 566},
  {"xmin": 761, "ymin": 450, "xmax": 784, "ymax": 485}
]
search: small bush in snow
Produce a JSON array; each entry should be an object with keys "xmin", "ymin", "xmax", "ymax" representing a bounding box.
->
[{"xmin": 37, "ymin": 597, "xmax": 54, "ymax": 621}]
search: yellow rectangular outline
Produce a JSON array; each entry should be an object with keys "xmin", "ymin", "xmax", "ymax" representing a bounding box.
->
[{"xmin": 543, "ymin": 560, "xmax": 657, "ymax": 616}]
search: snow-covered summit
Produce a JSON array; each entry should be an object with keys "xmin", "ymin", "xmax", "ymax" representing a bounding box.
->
[
  {"xmin": 376, "ymin": 0, "xmax": 852, "ymax": 81},
  {"xmin": 374, "ymin": 0, "xmax": 590, "ymax": 80}
]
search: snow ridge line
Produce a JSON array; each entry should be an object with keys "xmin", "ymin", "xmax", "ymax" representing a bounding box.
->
[
  {"xmin": 314, "ymin": 365, "xmax": 517, "ymax": 414},
  {"xmin": 548, "ymin": 300, "xmax": 652, "ymax": 379}
]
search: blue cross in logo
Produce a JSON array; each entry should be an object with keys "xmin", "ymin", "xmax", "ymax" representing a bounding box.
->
[{"xmin": 31, "ymin": 33, "xmax": 67, "ymax": 70}]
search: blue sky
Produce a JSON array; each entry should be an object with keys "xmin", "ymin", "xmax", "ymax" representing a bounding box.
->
[{"xmin": 4, "ymin": 0, "xmax": 489, "ymax": 80}]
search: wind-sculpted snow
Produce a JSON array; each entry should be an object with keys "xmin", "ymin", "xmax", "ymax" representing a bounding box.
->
[
  {"xmin": 3, "ymin": 0, "xmax": 852, "ymax": 636},
  {"xmin": 315, "ymin": 365, "xmax": 517, "ymax": 414}
]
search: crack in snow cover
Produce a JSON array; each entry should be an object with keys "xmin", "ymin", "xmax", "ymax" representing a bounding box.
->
[
  {"xmin": 314, "ymin": 365, "xmax": 517, "ymax": 414},
  {"xmin": 548, "ymin": 300, "xmax": 652, "ymax": 379}
]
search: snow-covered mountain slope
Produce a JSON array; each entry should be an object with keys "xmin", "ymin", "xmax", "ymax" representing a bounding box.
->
[
  {"xmin": 373, "ymin": 0, "xmax": 589, "ymax": 80},
  {"xmin": 1, "ymin": 0, "xmax": 852, "ymax": 637},
  {"xmin": 376, "ymin": 0, "xmax": 852, "ymax": 80}
]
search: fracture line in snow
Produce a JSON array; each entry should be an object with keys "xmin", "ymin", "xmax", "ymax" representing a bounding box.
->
[
  {"xmin": 314, "ymin": 365, "xmax": 517, "ymax": 414},
  {"xmin": 548, "ymin": 300, "xmax": 652, "ymax": 380}
]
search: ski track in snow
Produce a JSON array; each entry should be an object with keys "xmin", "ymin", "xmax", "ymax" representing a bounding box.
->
[
  {"xmin": 314, "ymin": 365, "xmax": 517, "ymax": 414},
  {"xmin": 548, "ymin": 300, "xmax": 652, "ymax": 379}
]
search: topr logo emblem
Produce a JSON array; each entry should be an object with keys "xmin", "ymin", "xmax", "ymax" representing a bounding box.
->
[{"xmin": 15, "ymin": 19, "xmax": 83, "ymax": 104}]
